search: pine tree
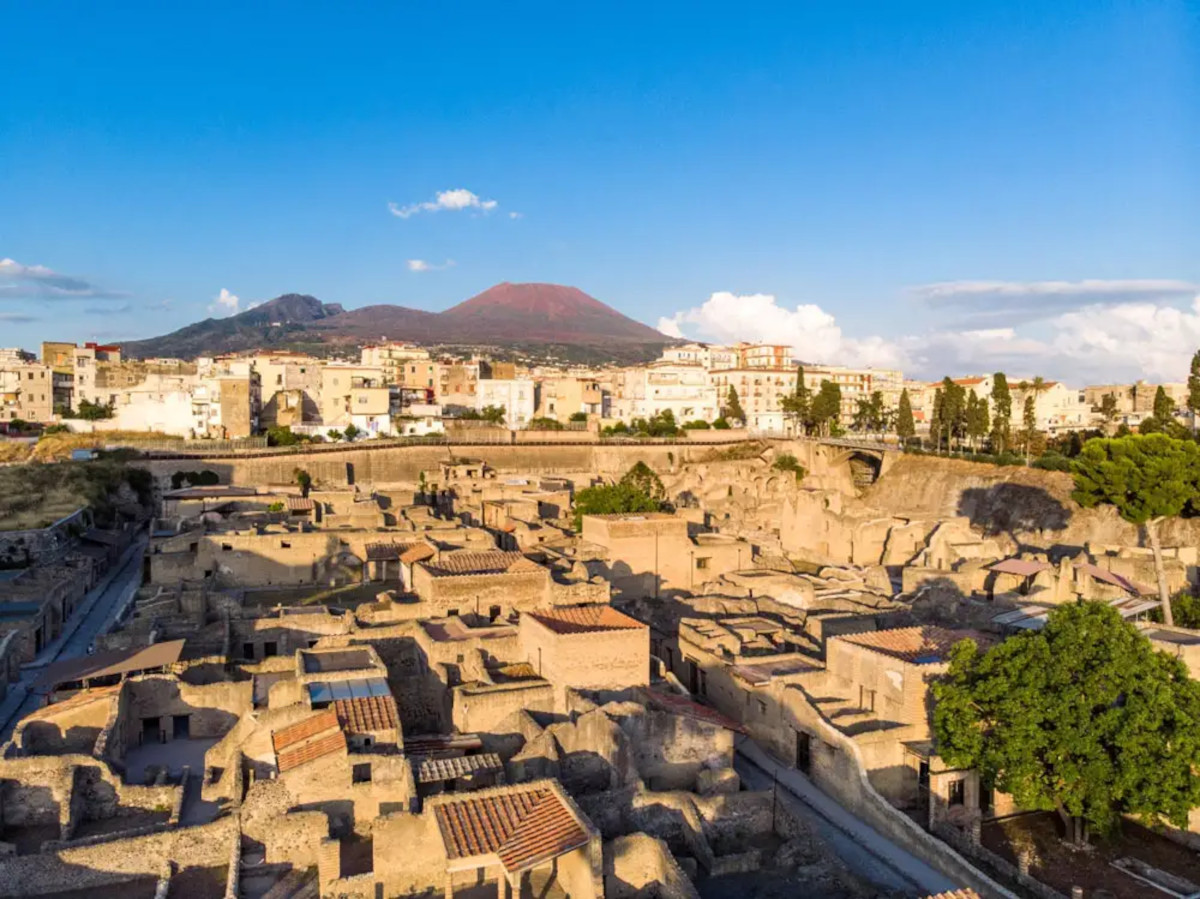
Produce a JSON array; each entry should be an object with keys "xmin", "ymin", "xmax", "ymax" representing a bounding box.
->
[
  {"xmin": 1154, "ymin": 385, "xmax": 1174, "ymax": 423},
  {"xmin": 991, "ymin": 373, "xmax": 1012, "ymax": 453},
  {"xmin": 780, "ymin": 366, "xmax": 811, "ymax": 435},
  {"xmin": 930, "ymin": 389, "xmax": 944, "ymax": 452},
  {"xmin": 896, "ymin": 389, "xmax": 915, "ymax": 443},
  {"xmin": 724, "ymin": 385, "xmax": 746, "ymax": 425},
  {"xmin": 1022, "ymin": 394, "xmax": 1038, "ymax": 464},
  {"xmin": 1188, "ymin": 351, "xmax": 1200, "ymax": 433}
]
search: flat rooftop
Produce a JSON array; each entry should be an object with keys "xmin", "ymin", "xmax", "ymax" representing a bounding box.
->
[{"xmin": 301, "ymin": 648, "xmax": 374, "ymax": 673}]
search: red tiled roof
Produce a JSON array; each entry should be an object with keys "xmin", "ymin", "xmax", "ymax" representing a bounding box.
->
[
  {"xmin": 835, "ymin": 626, "xmax": 986, "ymax": 664},
  {"xmin": 333, "ymin": 695, "xmax": 399, "ymax": 735},
  {"xmin": 644, "ymin": 690, "xmax": 747, "ymax": 734},
  {"xmin": 434, "ymin": 785, "xmax": 590, "ymax": 873},
  {"xmin": 526, "ymin": 605, "xmax": 646, "ymax": 635},
  {"xmin": 272, "ymin": 709, "xmax": 340, "ymax": 752},
  {"xmin": 400, "ymin": 543, "xmax": 436, "ymax": 564},
  {"xmin": 925, "ymin": 891, "xmax": 981, "ymax": 899},
  {"xmin": 423, "ymin": 551, "xmax": 542, "ymax": 577},
  {"xmin": 277, "ymin": 730, "xmax": 347, "ymax": 772},
  {"xmin": 365, "ymin": 542, "xmax": 410, "ymax": 562},
  {"xmin": 286, "ymin": 496, "xmax": 315, "ymax": 512}
]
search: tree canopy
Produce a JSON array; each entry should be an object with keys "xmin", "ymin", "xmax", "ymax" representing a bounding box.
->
[
  {"xmin": 933, "ymin": 602, "xmax": 1200, "ymax": 842},
  {"xmin": 573, "ymin": 482, "xmax": 660, "ymax": 529},
  {"xmin": 1154, "ymin": 385, "xmax": 1175, "ymax": 422},
  {"xmin": 619, "ymin": 460, "xmax": 665, "ymax": 501},
  {"xmin": 723, "ymin": 386, "xmax": 746, "ymax": 424},
  {"xmin": 896, "ymin": 389, "xmax": 915, "ymax": 442},
  {"xmin": 990, "ymin": 373, "xmax": 1012, "ymax": 452}
]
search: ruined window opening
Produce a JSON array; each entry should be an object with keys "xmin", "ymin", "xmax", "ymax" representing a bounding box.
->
[
  {"xmin": 281, "ymin": 541, "xmax": 291, "ymax": 549},
  {"xmin": 242, "ymin": 642, "xmax": 255, "ymax": 660},
  {"xmin": 447, "ymin": 608, "xmax": 459, "ymax": 618},
  {"xmin": 756, "ymin": 699, "xmax": 767, "ymax": 716},
  {"xmin": 263, "ymin": 641, "xmax": 278, "ymax": 658},
  {"xmin": 188, "ymin": 542, "xmax": 198, "ymax": 552},
  {"xmin": 859, "ymin": 686, "xmax": 876, "ymax": 713},
  {"xmin": 948, "ymin": 778, "xmax": 966, "ymax": 806},
  {"xmin": 221, "ymin": 543, "xmax": 232, "ymax": 552},
  {"xmin": 488, "ymin": 605, "xmax": 501, "ymax": 621},
  {"xmin": 695, "ymin": 557, "xmax": 710, "ymax": 570}
]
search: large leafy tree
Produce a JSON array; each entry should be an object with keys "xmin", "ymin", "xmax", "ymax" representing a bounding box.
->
[
  {"xmin": 1099, "ymin": 393, "xmax": 1119, "ymax": 431},
  {"xmin": 896, "ymin": 389, "xmax": 915, "ymax": 443},
  {"xmin": 573, "ymin": 482, "xmax": 660, "ymax": 529},
  {"xmin": 990, "ymin": 373, "xmax": 1012, "ymax": 452},
  {"xmin": 619, "ymin": 460, "xmax": 665, "ymax": 501},
  {"xmin": 809, "ymin": 380, "xmax": 843, "ymax": 436},
  {"xmin": 1072, "ymin": 434, "xmax": 1200, "ymax": 626},
  {"xmin": 934, "ymin": 602, "xmax": 1200, "ymax": 845}
]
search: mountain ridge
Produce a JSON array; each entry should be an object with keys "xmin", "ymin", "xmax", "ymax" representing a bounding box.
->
[{"xmin": 120, "ymin": 283, "xmax": 669, "ymax": 361}]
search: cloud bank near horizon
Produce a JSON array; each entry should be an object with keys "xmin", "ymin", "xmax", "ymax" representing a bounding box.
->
[{"xmin": 658, "ymin": 280, "xmax": 1200, "ymax": 384}]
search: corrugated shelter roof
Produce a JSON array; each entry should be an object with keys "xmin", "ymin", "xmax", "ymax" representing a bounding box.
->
[
  {"xmin": 365, "ymin": 542, "xmax": 406, "ymax": 561},
  {"xmin": 405, "ymin": 733, "xmax": 483, "ymax": 755},
  {"xmin": 418, "ymin": 752, "xmax": 504, "ymax": 783},
  {"xmin": 333, "ymin": 695, "xmax": 399, "ymax": 735},
  {"xmin": 423, "ymin": 551, "xmax": 542, "ymax": 578},
  {"xmin": 526, "ymin": 605, "xmax": 646, "ymax": 635},
  {"xmin": 1074, "ymin": 562, "xmax": 1149, "ymax": 595},
  {"xmin": 836, "ymin": 627, "xmax": 986, "ymax": 665},
  {"xmin": 988, "ymin": 558, "xmax": 1053, "ymax": 577},
  {"xmin": 286, "ymin": 496, "xmax": 315, "ymax": 512},
  {"xmin": 644, "ymin": 690, "xmax": 747, "ymax": 734},
  {"xmin": 34, "ymin": 639, "xmax": 186, "ymax": 692},
  {"xmin": 273, "ymin": 710, "xmax": 340, "ymax": 752},
  {"xmin": 434, "ymin": 784, "xmax": 591, "ymax": 873}
]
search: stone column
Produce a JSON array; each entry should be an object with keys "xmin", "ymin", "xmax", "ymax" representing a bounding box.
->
[{"xmin": 317, "ymin": 836, "xmax": 341, "ymax": 887}]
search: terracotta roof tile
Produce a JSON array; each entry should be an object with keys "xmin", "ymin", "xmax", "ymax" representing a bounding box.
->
[
  {"xmin": 272, "ymin": 709, "xmax": 340, "ymax": 752},
  {"xmin": 286, "ymin": 496, "xmax": 315, "ymax": 512},
  {"xmin": 423, "ymin": 551, "xmax": 541, "ymax": 578},
  {"xmin": 434, "ymin": 785, "xmax": 590, "ymax": 873},
  {"xmin": 924, "ymin": 892, "xmax": 981, "ymax": 899},
  {"xmin": 400, "ymin": 543, "xmax": 436, "ymax": 564},
  {"xmin": 333, "ymin": 695, "xmax": 399, "ymax": 735},
  {"xmin": 417, "ymin": 752, "xmax": 504, "ymax": 783},
  {"xmin": 276, "ymin": 730, "xmax": 347, "ymax": 772},
  {"xmin": 835, "ymin": 626, "xmax": 987, "ymax": 664},
  {"xmin": 526, "ymin": 605, "xmax": 646, "ymax": 635}
]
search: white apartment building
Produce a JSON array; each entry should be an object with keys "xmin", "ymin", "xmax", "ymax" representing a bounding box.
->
[
  {"xmin": 395, "ymin": 402, "xmax": 445, "ymax": 437},
  {"xmin": 611, "ymin": 363, "xmax": 720, "ymax": 424},
  {"xmin": 319, "ymin": 364, "xmax": 392, "ymax": 436},
  {"xmin": 801, "ymin": 364, "xmax": 904, "ymax": 424},
  {"xmin": 658, "ymin": 343, "xmax": 737, "ymax": 370},
  {"xmin": 707, "ymin": 366, "xmax": 796, "ymax": 433},
  {"xmin": 476, "ymin": 378, "xmax": 535, "ymax": 428}
]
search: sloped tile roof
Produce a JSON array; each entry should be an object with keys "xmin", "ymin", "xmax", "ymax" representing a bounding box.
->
[
  {"xmin": 417, "ymin": 752, "xmax": 504, "ymax": 784},
  {"xmin": 400, "ymin": 543, "xmax": 436, "ymax": 564},
  {"xmin": 272, "ymin": 709, "xmax": 340, "ymax": 752},
  {"xmin": 434, "ymin": 785, "xmax": 590, "ymax": 873},
  {"xmin": 333, "ymin": 695, "xmax": 399, "ymax": 735},
  {"xmin": 526, "ymin": 604, "xmax": 646, "ymax": 635},
  {"xmin": 924, "ymin": 891, "xmax": 981, "ymax": 899},
  {"xmin": 276, "ymin": 730, "xmax": 347, "ymax": 772},
  {"xmin": 422, "ymin": 551, "xmax": 542, "ymax": 578},
  {"xmin": 286, "ymin": 496, "xmax": 315, "ymax": 512},
  {"xmin": 835, "ymin": 626, "xmax": 987, "ymax": 664}
]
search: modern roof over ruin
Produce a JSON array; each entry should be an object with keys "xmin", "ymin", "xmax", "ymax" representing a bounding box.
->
[
  {"xmin": 988, "ymin": 558, "xmax": 1052, "ymax": 577},
  {"xmin": 418, "ymin": 752, "xmax": 504, "ymax": 784},
  {"xmin": 433, "ymin": 782, "xmax": 592, "ymax": 873},
  {"xmin": 333, "ymin": 694, "xmax": 399, "ymax": 735},
  {"xmin": 34, "ymin": 639, "xmax": 186, "ymax": 691},
  {"xmin": 834, "ymin": 626, "xmax": 986, "ymax": 665},
  {"xmin": 644, "ymin": 690, "xmax": 748, "ymax": 734},
  {"xmin": 301, "ymin": 648, "xmax": 374, "ymax": 673},
  {"xmin": 526, "ymin": 604, "xmax": 645, "ymax": 635},
  {"xmin": 272, "ymin": 709, "xmax": 347, "ymax": 772}
]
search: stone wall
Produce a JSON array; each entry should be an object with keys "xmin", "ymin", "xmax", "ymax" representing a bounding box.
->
[
  {"xmin": 453, "ymin": 680, "xmax": 556, "ymax": 736},
  {"xmin": 519, "ymin": 615, "xmax": 649, "ymax": 699},
  {"xmin": 603, "ymin": 833, "xmax": 700, "ymax": 899}
]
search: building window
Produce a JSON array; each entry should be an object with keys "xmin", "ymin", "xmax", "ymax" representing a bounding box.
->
[
  {"xmin": 242, "ymin": 642, "xmax": 255, "ymax": 660},
  {"xmin": 221, "ymin": 543, "xmax": 233, "ymax": 552},
  {"xmin": 353, "ymin": 763, "xmax": 372, "ymax": 783},
  {"xmin": 263, "ymin": 641, "xmax": 278, "ymax": 657},
  {"xmin": 695, "ymin": 557, "xmax": 710, "ymax": 570},
  {"xmin": 859, "ymin": 686, "xmax": 876, "ymax": 712}
]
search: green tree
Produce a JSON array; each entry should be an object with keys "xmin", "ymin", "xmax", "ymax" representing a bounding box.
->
[
  {"xmin": 1072, "ymin": 434, "xmax": 1200, "ymax": 626},
  {"xmin": 896, "ymin": 389, "xmax": 915, "ymax": 444},
  {"xmin": 480, "ymin": 405, "xmax": 506, "ymax": 425},
  {"xmin": 619, "ymin": 461, "xmax": 665, "ymax": 501},
  {"xmin": 711, "ymin": 417, "xmax": 731, "ymax": 430},
  {"xmin": 990, "ymin": 373, "xmax": 1012, "ymax": 452},
  {"xmin": 293, "ymin": 468, "xmax": 313, "ymax": 498},
  {"xmin": 1188, "ymin": 350, "xmax": 1200, "ymax": 434},
  {"xmin": 771, "ymin": 452, "xmax": 806, "ymax": 481},
  {"xmin": 1152, "ymin": 592, "xmax": 1200, "ymax": 629},
  {"xmin": 75, "ymin": 399, "xmax": 114, "ymax": 421},
  {"xmin": 327, "ymin": 429, "xmax": 343, "ymax": 442},
  {"xmin": 809, "ymin": 380, "xmax": 842, "ymax": 436},
  {"xmin": 929, "ymin": 389, "xmax": 944, "ymax": 452},
  {"xmin": 933, "ymin": 602, "xmax": 1200, "ymax": 844},
  {"xmin": 1020, "ymin": 394, "xmax": 1038, "ymax": 463},
  {"xmin": 568, "ymin": 411, "xmax": 588, "ymax": 423},
  {"xmin": 780, "ymin": 366, "xmax": 811, "ymax": 435},
  {"xmin": 267, "ymin": 425, "xmax": 301, "ymax": 447},
  {"xmin": 723, "ymin": 386, "xmax": 746, "ymax": 425},
  {"xmin": 1154, "ymin": 385, "xmax": 1174, "ymax": 422},
  {"xmin": 939, "ymin": 377, "xmax": 967, "ymax": 450},
  {"xmin": 572, "ymin": 482, "xmax": 659, "ymax": 530},
  {"xmin": 965, "ymin": 390, "xmax": 990, "ymax": 451},
  {"xmin": 1099, "ymin": 393, "xmax": 1119, "ymax": 432},
  {"xmin": 343, "ymin": 423, "xmax": 361, "ymax": 442},
  {"xmin": 528, "ymin": 417, "xmax": 565, "ymax": 430}
]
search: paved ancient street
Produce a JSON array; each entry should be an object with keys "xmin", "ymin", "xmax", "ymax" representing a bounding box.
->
[{"xmin": 0, "ymin": 532, "xmax": 148, "ymax": 741}]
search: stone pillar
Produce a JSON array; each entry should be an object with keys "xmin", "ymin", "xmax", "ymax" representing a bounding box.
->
[{"xmin": 317, "ymin": 836, "xmax": 341, "ymax": 887}]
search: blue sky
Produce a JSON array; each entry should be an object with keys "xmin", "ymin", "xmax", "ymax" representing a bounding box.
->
[{"xmin": 2, "ymin": 1, "xmax": 1197, "ymax": 381}]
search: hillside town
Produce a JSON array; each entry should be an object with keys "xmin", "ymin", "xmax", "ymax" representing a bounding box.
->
[{"xmin": 2, "ymin": 337, "xmax": 1193, "ymax": 445}]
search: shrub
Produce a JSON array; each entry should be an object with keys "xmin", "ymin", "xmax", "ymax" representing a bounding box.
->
[{"xmin": 772, "ymin": 452, "xmax": 806, "ymax": 481}]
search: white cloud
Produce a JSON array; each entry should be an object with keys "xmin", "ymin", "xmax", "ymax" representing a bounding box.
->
[
  {"xmin": 657, "ymin": 291, "xmax": 905, "ymax": 370},
  {"xmin": 209, "ymin": 288, "xmax": 240, "ymax": 316},
  {"xmin": 406, "ymin": 259, "xmax": 456, "ymax": 273},
  {"xmin": 388, "ymin": 188, "xmax": 500, "ymax": 219},
  {"xmin": 912, "ymin": 278, "xmax": 1199, "ymax": 326},
  {"xmin": 660, "ymin": 288, "xmax": 1200, "ymax": 384},
  {"xmin": 0, "ymin": 311, "xmax": 37, "ymax": 323},
  {"xmin": 508, "ymin": 211, "xmax": 522, "ymax": 219},
  {"xmin": 0, "ymin": 257, "xmax": 125, "ymax": 300}
]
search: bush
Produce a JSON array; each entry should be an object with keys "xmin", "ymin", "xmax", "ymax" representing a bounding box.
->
[
  {"xmin": 1032, "ymin": 452, "xmax": 1072, "ymax": 472},
  {"xmin": 568, "ymin": 412, "xmax": 588, "ymax": 423},
  {"xmin": 712, "ymin": 417, "xmax": 731, "ymax": 430},
  {"xmin": 772, "ymin": 452, "xmax": 806, "ymax": 481},
  {"xmin": 527, "ymin": 417, "xmax": 564, "ymax": 431},
  {"xmin": 682, "ymin": 420, "xmax": 711, "ymax": 430},
  {"xmin": 267, "ymin": 501, "xmax": 285, "ymax": 512},
  {"xmin": 266, "ymin": 425, "xmax": 301, "ymax": 447}
]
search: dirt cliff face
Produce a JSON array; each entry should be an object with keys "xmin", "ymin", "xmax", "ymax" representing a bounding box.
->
[{"xmin": 861, "ymin": 454, "xmax": 1200, "ymax": 551}]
